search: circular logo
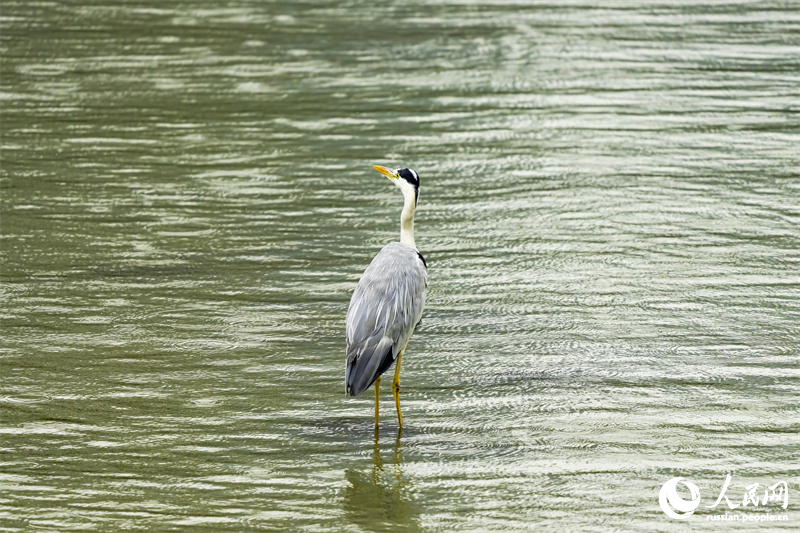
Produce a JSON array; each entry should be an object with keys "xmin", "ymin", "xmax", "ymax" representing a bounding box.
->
[{"xmin": 659, "ymin": 477, "xmax": 701, "ymax": 520}]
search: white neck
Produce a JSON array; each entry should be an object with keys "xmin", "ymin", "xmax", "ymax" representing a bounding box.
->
[{"xmin": 400, "ymin": 191, "xmax": 416, "ymax": 248}]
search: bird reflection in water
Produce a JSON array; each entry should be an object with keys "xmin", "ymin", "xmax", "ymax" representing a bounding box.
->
[{"xmin": 344, "ymin": 431, "xmax": 421, "ymax": 532}]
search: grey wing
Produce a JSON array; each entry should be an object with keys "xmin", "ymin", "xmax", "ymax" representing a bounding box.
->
[{"xmin": 345, "ymin": 243, "xmax": 427, "ymax": 397}]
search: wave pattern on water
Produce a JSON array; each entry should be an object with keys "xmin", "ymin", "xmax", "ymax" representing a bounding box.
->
[{"xmin": 1, "ymin": 0, "xmax": 799, "ymax": 531}]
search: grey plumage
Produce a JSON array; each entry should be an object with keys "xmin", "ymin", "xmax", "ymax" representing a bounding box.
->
[{"xmin": 345, "ymin": 242, "xmax": 427, "ymax": 397}]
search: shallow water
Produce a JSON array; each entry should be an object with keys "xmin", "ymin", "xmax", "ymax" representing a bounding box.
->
[{"xmin": 1, "ymin": 1, "xmax": 799, "ymax": 531}]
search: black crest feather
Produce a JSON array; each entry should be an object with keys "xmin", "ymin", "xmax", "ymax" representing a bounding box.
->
[{"xmin": 398, "ymin": 168, "xmax": 420, "ymax": 189}]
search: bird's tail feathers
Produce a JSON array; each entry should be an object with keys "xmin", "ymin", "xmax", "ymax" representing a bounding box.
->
[{"xmin": 345, "ymin": 336, "xmax": 394, "ymax": 397}]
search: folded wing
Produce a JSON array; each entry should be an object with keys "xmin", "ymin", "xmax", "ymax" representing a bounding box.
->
[{"xmin": 345, "ymin": 242, "xmax": 427, "ymax": 396}]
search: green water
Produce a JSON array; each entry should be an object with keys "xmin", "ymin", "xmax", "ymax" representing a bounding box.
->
[{"xmin": 1, "ymin": 1, "xmax": 799, "ymax": 531}]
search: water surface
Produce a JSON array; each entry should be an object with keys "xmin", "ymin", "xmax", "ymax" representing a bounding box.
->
[{"xmin": 1, "ymin": 1, "xmax": 799, "ymax": 530}]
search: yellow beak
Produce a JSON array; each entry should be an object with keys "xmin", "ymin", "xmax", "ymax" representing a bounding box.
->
[{"xmin": 372, "ymin": 165, "xmax": 397, "ymax": 180}]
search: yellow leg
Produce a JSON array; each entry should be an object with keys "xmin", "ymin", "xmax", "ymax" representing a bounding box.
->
[
  {"xmin": 392, "ymin": 351, "xmax": 404, "ymax": 430},
  {"xmin": 374, "ymin": 376, "xmax": 381, "ymax": 427}
]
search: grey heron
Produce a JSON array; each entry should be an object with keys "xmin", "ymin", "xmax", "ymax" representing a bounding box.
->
[{"xmin": 345, "ymin": 165, "xmax": 427, "ymax": 430}]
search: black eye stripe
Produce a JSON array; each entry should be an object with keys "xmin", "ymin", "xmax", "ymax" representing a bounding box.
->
[{"xmin": 397, "ymin": 168, "xmax": 420, "ymax": 188}]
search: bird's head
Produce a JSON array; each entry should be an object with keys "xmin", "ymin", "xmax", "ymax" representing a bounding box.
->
[{"xmin": 372, "ymin": 165, "xmax": 420, "ymax": 205}]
